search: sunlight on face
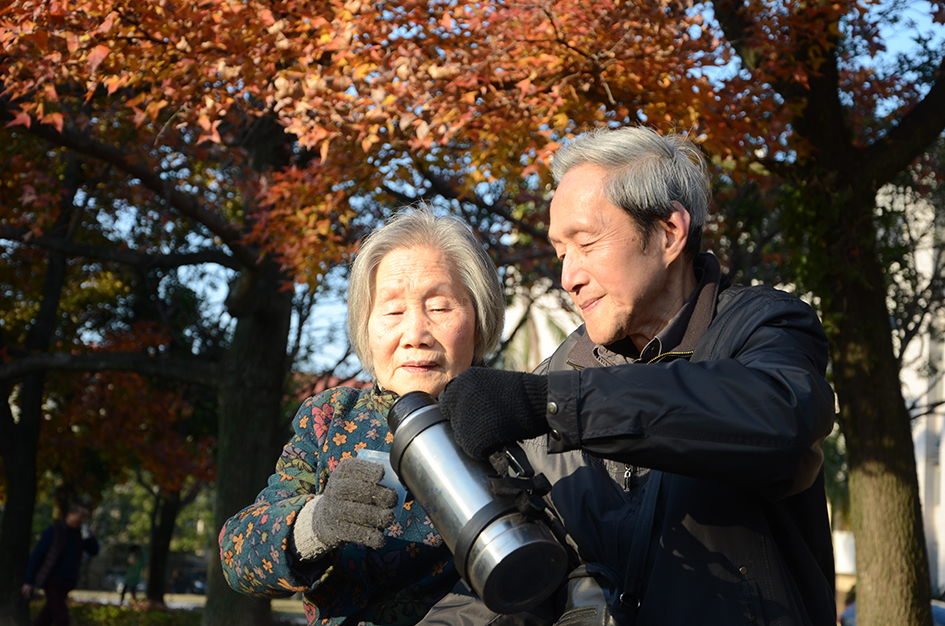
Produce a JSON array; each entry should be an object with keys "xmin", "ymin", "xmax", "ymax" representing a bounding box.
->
[
  {"xmin": 549, "ymin": 164, "xmax": 673, "ymax": 348},
  {"xmin": 368, "ymin": 247, "xmax": 478, "ymax": 397}
]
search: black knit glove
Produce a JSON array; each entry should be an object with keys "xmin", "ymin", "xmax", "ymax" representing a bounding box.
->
[
  {"xmin": 311, "ymin": 457, "xmax": 397, "ymax": 550},
  {"xmin": 440, "ymin": 367, "xmax": 549, "ymax": 460}
]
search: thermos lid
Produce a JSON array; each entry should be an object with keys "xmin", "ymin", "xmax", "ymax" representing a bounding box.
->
[
  {"xmin": 388, "ymin": 391, "xmax": 448, "ymax": 475},
  {"xmin": 388, "ymin": 390, "xmax": 437, "ymax": 432}
]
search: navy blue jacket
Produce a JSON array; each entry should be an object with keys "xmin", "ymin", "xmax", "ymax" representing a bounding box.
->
[
  {"xmin": 26, "ymin": 521, "xmax": 100, "ymax": 588},
  {"xmin": 541, "ymin": 254, "xmax": 836, "ymax": 625}
]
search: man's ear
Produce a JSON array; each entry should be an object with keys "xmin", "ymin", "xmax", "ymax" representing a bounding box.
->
[{"xmin": 659, "ymin": 201, "xmax": 691, "ymax": 262}]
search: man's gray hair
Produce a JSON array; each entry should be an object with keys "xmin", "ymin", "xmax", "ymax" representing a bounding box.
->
[
  {"xmin": 347, "ymin": 206, "xmax": 505, "ymax": 379},
  {"xmin": 550, "ymin": 126, "xmax": 710, "ymax": 260}
]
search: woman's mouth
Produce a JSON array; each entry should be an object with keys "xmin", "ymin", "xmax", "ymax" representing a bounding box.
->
[{"xmin": 400, "ymin": 361, "xmax": 439, "ymax": 372}]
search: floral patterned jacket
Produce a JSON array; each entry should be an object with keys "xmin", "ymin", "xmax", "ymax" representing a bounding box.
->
[{"xmin": 219, "ymin": 386, "xmax": 458, "ymax": 626}]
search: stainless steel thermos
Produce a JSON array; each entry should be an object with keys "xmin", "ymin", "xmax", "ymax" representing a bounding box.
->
[{"xmin": 388, "ymin": 391, "xmax": 568, "ymax": 614}]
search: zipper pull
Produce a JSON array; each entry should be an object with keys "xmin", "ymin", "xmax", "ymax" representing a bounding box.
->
[{"xmin": 624, "ymin": 465, "xmax": 633, "ymax": 491}]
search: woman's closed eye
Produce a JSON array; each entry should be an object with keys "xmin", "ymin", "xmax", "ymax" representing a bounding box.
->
[{"xmin": 427, "ymin": 298, "xmax": 458, "ymax": 313}]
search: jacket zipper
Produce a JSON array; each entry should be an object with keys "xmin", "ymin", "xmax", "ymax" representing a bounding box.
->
[{"xmin": 647, "ymin": 350, "xmax": 694, "ymax": 364}]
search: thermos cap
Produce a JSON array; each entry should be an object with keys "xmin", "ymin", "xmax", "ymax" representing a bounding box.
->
[
  {"xmin": 388, "ymin": 390, "xmax": 437, "ymax": 432},
  {"xmin": 388, "ymin": 391, "xmax": 448, "ymax": 475}
]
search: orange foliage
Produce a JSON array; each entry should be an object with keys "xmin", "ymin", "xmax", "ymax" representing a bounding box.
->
[
  {"xmin": 1, "ymin": 0, "xmax": 727, "ymax": 278},
  {"xmin": 2, "ymin": 0, "xmax": 942, "ymax": 273}
]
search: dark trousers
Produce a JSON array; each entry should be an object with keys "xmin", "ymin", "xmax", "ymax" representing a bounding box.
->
[
  {"xmin": 34, "ymin": 580, "xmax": 74, "ymax": 626},
  {"xmin": 120, "ymin": 583, "xmax": 137, "ymax": 603}
]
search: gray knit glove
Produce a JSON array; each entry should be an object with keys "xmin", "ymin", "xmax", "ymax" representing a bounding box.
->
[{"xmin": 297, "ymin": 458, "xmax": 397, "ymax": 556}]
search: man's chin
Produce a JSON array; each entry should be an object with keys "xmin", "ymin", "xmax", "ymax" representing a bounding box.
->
[{"xmin": 584, "ymin": 325, "xmax": 617, "ymax": 346}]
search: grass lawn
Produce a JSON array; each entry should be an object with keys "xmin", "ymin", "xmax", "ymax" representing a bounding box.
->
[{"xmin": 29, "ymin": 595, "xmax": 305, "ymax": 626}]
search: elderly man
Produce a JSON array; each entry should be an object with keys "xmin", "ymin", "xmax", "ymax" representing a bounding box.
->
[{"xmin": 438, "ymin": 126, "xmax": 837, "ymax": 625}]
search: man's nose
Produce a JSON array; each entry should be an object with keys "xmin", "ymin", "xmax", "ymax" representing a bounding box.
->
[{"xmin": 560, "ymin": 256, "xmax": 585, "ymax": 293}]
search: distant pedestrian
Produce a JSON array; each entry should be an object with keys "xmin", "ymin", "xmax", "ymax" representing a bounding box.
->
[
  {"xmin": 120, "ymin": 545, "xmax": 145, "ymax": 605},
  {"xmin": 21, "ymin": 503, "xmax": 99, "ymax": 626}
]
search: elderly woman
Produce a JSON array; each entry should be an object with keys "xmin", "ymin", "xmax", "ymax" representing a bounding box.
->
[{"xmin": 219, "ymin": 208, "xmax": 505, "ymax": 626}]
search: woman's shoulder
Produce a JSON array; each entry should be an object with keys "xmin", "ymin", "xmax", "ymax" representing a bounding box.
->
[
  {"xmin": 292, "ymin": 385, "xmax": 385, "ymax": 429},
  {"xmin": 305, "ymin": 384, "xmax": 372, "ymax": 407}
]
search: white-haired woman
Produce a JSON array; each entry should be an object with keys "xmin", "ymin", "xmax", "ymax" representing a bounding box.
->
[{"xmin": 220, "ymin": 207, "xmax": 505, "ymax": 626}]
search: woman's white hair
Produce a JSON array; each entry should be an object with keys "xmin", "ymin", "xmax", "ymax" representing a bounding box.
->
[{"xmin": 347, "ymin": 206, "xmax": 505, "ymax": 379}]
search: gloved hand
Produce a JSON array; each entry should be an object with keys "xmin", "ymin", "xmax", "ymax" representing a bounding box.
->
[
  {"xmin": 310, "ymin": 457, "xmax": 398, "ymax": 550},
  {"xmin": 439, "ymin": 367, "xmax": 549, "ymax": 460}
]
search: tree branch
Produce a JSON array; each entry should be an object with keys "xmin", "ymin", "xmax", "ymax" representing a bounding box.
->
[
  {"xmin": 862, "ymin": 55, "xmax": 945, "ymax": 186},
  {"xmin": 1, "ymin": 352, "xmax": 220, "ymax": 388},
  {"xmin": 0, "ymin": 100, "xmax": 260, "ymax": 270},
  {"xmin": 0, "ymin": 226, "xmax": 240, "ymax": 271},
  {"xmin": 410, "ymin": 159, "xmax": 550, "ymax": 241}
]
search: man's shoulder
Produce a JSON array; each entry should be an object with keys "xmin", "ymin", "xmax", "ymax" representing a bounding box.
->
[
  {"xmin": 717, "ymin": 283, "xmax": 815, "ymax": 317},
  {"xmin": 702, "ymin": 283, "xmax": 824, "ymax": 356}
]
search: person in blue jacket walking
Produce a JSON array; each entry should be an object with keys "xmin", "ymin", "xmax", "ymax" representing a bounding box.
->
[{"xmin": 22, "ymin": 503, "xmax": 99, "ymax": 626}]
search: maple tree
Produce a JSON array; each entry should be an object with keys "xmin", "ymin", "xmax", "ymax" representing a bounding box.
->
[
  {"xmin": 707, "ymin": 3, "xmax": 945, "ymax": 625},
  {"xmin": 3, "ymin": 1, "xmax": 945, "ymax": 625},
  {"xmin": 1, "ymin": 3, "xmax": 719, "ymax": 625},
  {"xmin": 0, "ymin": 96, "xmax": 274, "ymax": 626},
  {"xmin": 43, "ymin": 320, "xmax": 218, "ymax": 605},
  {"xmin": 0, "ymin": 127, "xmax": 220, "ymax": 611}
]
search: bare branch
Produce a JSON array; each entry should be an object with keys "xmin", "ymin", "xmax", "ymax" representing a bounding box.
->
[
  {"xmin": 862, "ymin": 55, "xmax": 945, "ymax": 186},
  {"xmin": 1, "ymin": 226, "xmax": 240, "ymax": 271},
  {"xmin": 0, "ymin": 100, "xmax": 260, "ymax": 270}
]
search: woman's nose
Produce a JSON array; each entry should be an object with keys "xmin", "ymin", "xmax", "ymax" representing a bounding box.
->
[{"xmin": 401, "ymin": 310, "xmax": 434, "ymax": 347}]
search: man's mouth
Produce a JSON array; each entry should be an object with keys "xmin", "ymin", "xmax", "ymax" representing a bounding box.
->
[{"xmin": 578, "ymin": 297, "xmax": 601, "ymax": 312}]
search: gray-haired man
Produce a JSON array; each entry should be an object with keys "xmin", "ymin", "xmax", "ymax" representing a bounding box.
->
[{"xmin": 438, "ymin": 125, "xmax": 836, "ymax": 626}]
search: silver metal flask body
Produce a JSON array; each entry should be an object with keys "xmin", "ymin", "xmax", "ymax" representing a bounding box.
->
[{"xmin": 388, "ymin": 391, "xmax": 568, "ymax": 614}]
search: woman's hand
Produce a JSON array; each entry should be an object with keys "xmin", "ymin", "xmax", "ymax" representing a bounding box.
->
[{"xmin": 309, "ymin": 457, "xmax": 398, "ymax": 550}]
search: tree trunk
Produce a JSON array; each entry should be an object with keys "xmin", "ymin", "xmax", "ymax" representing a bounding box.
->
[
  {"xmin": 0, "ymin": 377, "xmax": 42, "ymax": 626},
  {"xmin": 0, "ymin": 162, "xmax": 77, "ymax": 626},
  {"xmin": 203, "ymin": 264, "xmax": 293, "ymax": 626},
  {"xmin": 823, "ymin": 193, "xmax": 932, "ymax": 626},
  {"xmin": 147, "ymin": 489, "xmax": 182, "ymax": 603}
]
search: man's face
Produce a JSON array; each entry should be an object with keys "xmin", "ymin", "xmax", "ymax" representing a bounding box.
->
[{"xmin": 549, "ymin": 164, "xmax": 674, "ymax": 347}]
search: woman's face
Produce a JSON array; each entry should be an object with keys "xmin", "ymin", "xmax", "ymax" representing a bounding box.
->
[{"xmin": 369, "ymin": 246, "xmax": 478, "ymax": 398}]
